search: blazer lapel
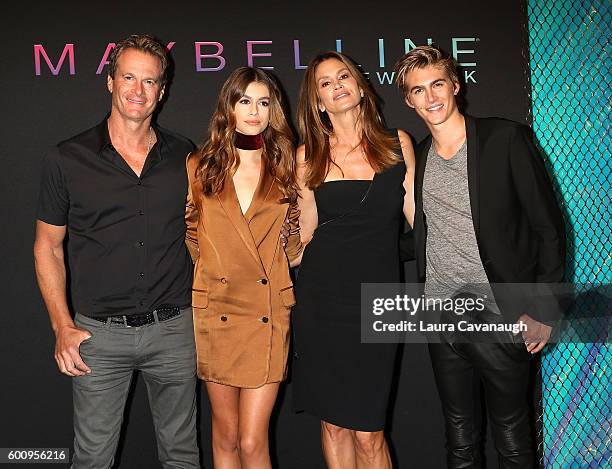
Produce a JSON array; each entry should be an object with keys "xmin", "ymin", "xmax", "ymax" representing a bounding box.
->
[
  {"xmin": 465, "ymin": 115, "xmax": 480, "ymax": 237},
  {"xmin": 413, "ymin": 137, "xmax": 431, "ymax": 279},
  {"xmin": 247, "ymin": 157, "xmax": 285, "ymax": 277},
  {"xmin": 415, "ymin": 135, "xmax": 431, "ymax": 230},
  {"xmin": 217, "ymin": 176, "xmax": 263, "ymax": 269}
]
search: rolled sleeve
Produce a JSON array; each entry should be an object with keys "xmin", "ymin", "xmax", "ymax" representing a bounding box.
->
[
  {"xmin": 185, "ymin": 153, "xmax": 200, "ymax": 263},
  {"xmin": 284, "ymin": 202, "xmax": 303, "ymax": 262}
]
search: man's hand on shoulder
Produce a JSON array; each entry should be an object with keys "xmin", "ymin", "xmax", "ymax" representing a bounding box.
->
[
  {"xmin": 516, "ymin": 314, "xmax": 552, "ymax": 354},
  {"xmin": 54, "ymin": 324, "xmax": 92, "ymax": 377}
]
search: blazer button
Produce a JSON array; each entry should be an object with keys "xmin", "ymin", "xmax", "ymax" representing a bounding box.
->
[
  {"xmin": 220, "ymin": 277, "xmax": 228, "ymax": 284},
  {"xmin": 220, "ymin": 315, "xmax": 227, "ymax": 322},
  {"xmin": 259, "ymin": 278, "xmax": 268, "ymax": 285},
  {"xmin": 261, "ymin": 316, "xmax": 269, "ymax": 323}
]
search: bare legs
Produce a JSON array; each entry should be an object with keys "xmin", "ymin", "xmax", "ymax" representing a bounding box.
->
[
  {"xmin": 206, "ymin": 381, "xmax": 280, "ymax": 469},
  {"xmin": 321, "ymin": 421, "xmax": 392, "ymax": 469},
  {"xmin": 238, "ymin": 385, "xmax": 280, "ymax": 468},
  {"xmin": 207, "ymin": 383, "xmax": 240, "ymax": 469},
  {"xmin": 321, "ymin": 421, "xmax": 355, "ymax": 467},
  {"xmin": 206, "ymin": 381, "xmax": 391, "ymax": 468},
  {"xmin": 353, "ymin": 430, "xmax": 391, "ymax": 469}
]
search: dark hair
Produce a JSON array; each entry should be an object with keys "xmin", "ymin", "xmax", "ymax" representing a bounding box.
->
[
  {"xmin": 394, "ymin": 45, "xmax": 460, "ymax": 95},
  {"xmin": 195, "ymin": 67, "xmax": 298, "ymax": 202},
  {"xmin": 108, "ymin": 34, "xmax": 169, "ymax": 85}
]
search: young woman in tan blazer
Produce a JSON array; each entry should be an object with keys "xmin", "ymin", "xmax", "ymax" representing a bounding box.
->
[{"xmin": 185, "ymin": 67, "xmax": 302, "ymax": 468}]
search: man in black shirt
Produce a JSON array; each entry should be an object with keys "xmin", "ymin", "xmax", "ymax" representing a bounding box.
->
[{"xmin": 34, "ymin": 34, "xmax": 199, "ymax": 468}]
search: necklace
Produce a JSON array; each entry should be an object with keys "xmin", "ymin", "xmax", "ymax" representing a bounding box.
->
[
  {"xmin": 234, "ymin": 131, "xmax": 263, "ymax": 150},
  {"xmin": 107, "ymin": 121, "xmax": 153, "ymax": 154},
  {"xmin": 146, "ymin": 127, "xmax": 154, "ymax": 154}
]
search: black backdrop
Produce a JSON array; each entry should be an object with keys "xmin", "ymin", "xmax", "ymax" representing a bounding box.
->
[{"xmin": 1, "ymin": 1, "xmax": 532, "ymax": 467}]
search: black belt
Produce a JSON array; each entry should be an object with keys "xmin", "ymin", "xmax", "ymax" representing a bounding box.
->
[{"xmin": 86, "ymin": 306, "xmax": 184, "ymax": 327}]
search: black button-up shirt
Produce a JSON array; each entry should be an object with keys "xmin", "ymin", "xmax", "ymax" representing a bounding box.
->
[{"xmin": 37, "ymin": 119, "xmax": 194, "ymax": 317}]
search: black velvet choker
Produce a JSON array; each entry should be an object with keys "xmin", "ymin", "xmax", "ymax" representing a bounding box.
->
[{"xmin": 234, "ymin": 131, "xmax": 263, "ymax": 150}]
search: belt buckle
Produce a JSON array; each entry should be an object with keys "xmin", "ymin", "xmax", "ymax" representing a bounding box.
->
[
  {"xmin": 126, "ymin": 313, "xmax": 148, "ymax": 327},
  {"xmin": 112, "ymin": 315, "xmax": 130, "ymax": 327}
]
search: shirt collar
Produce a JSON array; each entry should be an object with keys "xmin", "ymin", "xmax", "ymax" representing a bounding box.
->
[{"xmin": 94, "ymin": 115, "xmax": 168, "ymax": 161}]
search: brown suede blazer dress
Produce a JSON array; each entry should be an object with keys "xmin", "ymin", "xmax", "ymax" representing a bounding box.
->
[{"xmin": 185, "ymin": 153, "xmax": 302, "ymax": 388}]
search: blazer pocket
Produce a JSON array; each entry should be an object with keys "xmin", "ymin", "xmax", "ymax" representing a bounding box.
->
[
  {"xmin": 279, "ymin": 286, "xmax": 296, "ymax": 308},
  {"xmin": 192, "ymin": 289, "xmax": 209, "ymax": 309}
]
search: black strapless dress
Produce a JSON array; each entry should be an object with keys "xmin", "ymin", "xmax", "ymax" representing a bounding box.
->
[{"xmin": 292, "ymin": 143, "xmax": 406, "ymax": 431}]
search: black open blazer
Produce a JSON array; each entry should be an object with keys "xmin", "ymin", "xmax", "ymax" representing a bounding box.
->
[{"xmin": 402, "ymin": 114, "xmax": 566, "ymax": 323}]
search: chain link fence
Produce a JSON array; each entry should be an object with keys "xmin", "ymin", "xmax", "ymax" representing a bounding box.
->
[{"xmin": 525, "ymin": 1, "xmax": 611, "ymax": 467}]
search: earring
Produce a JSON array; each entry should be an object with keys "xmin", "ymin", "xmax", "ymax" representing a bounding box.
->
[
  {"xmin": 319, "ymin": 105, "xmax": 326, "ymax": 113},
  {"xmin": 360, "ymin": 89, "xmax": 364, "ymax": 98}
]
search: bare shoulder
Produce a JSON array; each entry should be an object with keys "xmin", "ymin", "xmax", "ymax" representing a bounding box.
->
[
  {"xmin": 296, "ymin": 144, "xmax": 306, "ymax": 163},
  {"xmin": 295, "ymin": 144, "xmax": 309, "ymax": 182},
  {"xmin": 396, "ymin": 129, "xmax": 413, "ymax": 148},
  {"xmin": 396, "ymin": 129, "xmax": 415, "ymax": 168}
]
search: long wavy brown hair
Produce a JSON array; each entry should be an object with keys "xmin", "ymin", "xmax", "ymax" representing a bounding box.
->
[
  {"xmin": 297, "ymin": 51, "xmax": 400, "ymax": 189},
  {"xmin": 195, "ymin": 67, "xmax": 297, "ymax": 202}
]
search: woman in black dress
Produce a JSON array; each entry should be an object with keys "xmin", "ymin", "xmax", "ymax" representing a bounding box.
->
[{"xmin": 292, "ymin": 51, "xmax": 415, "ymax": 468}]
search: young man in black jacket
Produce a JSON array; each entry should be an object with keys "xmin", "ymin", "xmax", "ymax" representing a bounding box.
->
[{"xmin": 395, "ymin": 46, "xmax": 565, "ymax": 468}]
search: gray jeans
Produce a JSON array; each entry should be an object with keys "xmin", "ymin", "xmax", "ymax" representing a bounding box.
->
[{"xmin": 72, "ymin": 307, "xmax": 199, "ymax": 469}]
